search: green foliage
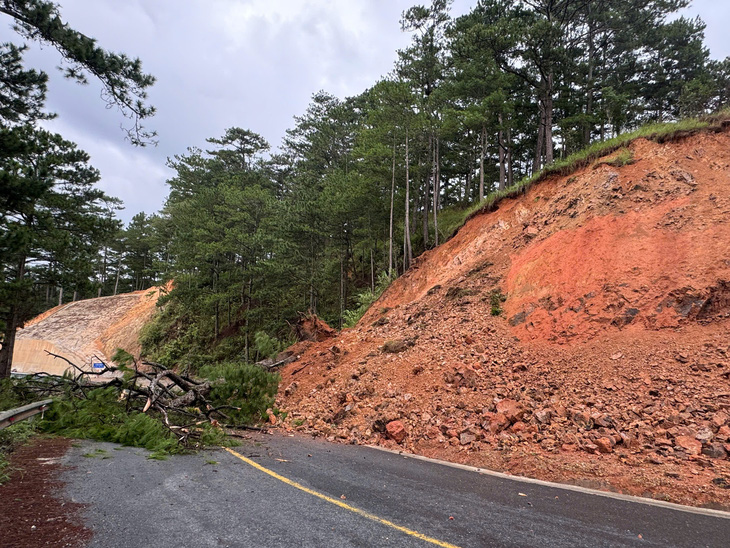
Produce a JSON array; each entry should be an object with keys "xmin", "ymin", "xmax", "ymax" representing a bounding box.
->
[
  {"xmin": 343, "ymin": 271, "xmax": 395, "ymax": 328},
  {"xmin": 0, "ymin": 378, "xmax": 30, "ymax": 411},
  {"xmin": 0, "ymin": 0, "xmax": 156, "ymax": 144},
  {"xmin": 199, "ymin": 362, "xmax": 279, "ymax": 425},
  {"xmin": 0, "ymin": 420, "xmax": 37, "ymax": 484},
  {"xmin": 490, "ymin": 290, "xmax": 506, "ymax": 316},
  {"xmin": 253, "ymin": 331, "xmax": 285, "ymax": 361},
  {"xmin": 40, "ymin": 387, "xmax": 182, "ymax": 455}
]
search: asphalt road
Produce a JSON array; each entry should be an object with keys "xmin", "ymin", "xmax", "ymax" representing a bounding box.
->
[{"xmin": 61, "ymin": 434, "xmax": 730, "ymax": 548}]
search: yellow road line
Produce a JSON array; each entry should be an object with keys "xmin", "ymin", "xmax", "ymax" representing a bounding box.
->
[{"xmin": 223, "ymin": 447, "xmax": 461, "ymax": 548}]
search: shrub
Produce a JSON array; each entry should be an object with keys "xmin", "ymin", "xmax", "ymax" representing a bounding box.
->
[
  {"xmin": 199, "ymin": 361, "xmax": 279, "ymax": 424},
  {"xmin": 343, "ymin": 271, "xmax": 395, "ymax": 328}
]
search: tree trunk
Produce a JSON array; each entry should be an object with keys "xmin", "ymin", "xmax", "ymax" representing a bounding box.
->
[
  {"xmin": 533, "ymin": 98, "xmax": 546, "ymax": 174},
  {"xmin": 58, "ymin": 286, "xmax": 63, "ymax": 306},
  {"xmin": 545, "ymin": 70, "xmax": 554, "ymax": 165},
  {"xmin": 370, "ymin": 249, "xmax": 375, "ymax": 292},
  {"xmin": 422, "ymin": 159, "xmax": 429, "ymax": 249},
  {"xmin": 388, "ymin": 140, "xmax": 396, "ymax": 277},
  {"xmin": 507, "ymin": 127, "xmax": 513, "ymax": 187},
  {"xmin": 0, "ymin": 304, "xmax": 19, "ymax": 378},
  {"xmin": 498, "ymin": 115, "xmax": 506, "ymax": 191},
  {"xmin": 479, "ymin": 124, "xmax": 486, "ymax": 201},
  {"xmin": 339, "ymin": 253, "xmax": 344, "ymax": 329},
  {"xmin": 432, "ymin": 135, "xmax": 439, "ymax": 247},
  {"xmin": 244, "ymin": 278, "xmax": 252, "ymax": 363},
  {"xmin": 0, "ymin": 257, "xmax": 27, "ymax": 379},
  {"xmin": 404, "ymin": 128, "xmax": 412, "ymax": 269},
  {"xmin": 584, "ymin": 15, "xmax": 595, "ymax": 146}
]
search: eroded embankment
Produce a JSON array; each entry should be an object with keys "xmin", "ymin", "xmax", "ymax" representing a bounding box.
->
[{"xmin": 277, "ymin": 131, "xmax": 730, "ymax": 507}]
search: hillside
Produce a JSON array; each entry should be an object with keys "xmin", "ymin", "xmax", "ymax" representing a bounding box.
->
[
  {"xmin": 12, "ymin": 288, "xmax": 162, "ymax": 375},
  {"xmin": 278, "ymin": 129, "xmax": 730, "ymax": 507}
]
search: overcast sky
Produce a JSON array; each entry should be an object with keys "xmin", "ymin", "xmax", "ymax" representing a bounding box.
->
[{"xmin": 1, "ymin": 0, "xmax": 728, "ymax": 223}]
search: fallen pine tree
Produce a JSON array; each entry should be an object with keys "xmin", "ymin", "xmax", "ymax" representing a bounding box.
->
[{"xmin": 6, "ymin": 351, "xmax": 280, "ymax": 457}]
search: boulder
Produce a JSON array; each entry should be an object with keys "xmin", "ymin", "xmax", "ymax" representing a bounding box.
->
[
  {"xmin": 386, "ymin": 420, "xmax": 407, "ymax": 443},
  {"xmin": 496, "ymin": 399, "xmax": 524, "ymax": 423},
  {"xmin": 675, "ymin": 435, "xmax": 702, "ymax": 455},
  {"xmin": 595, "ymin": 437, "xmax": 614, "ymax": 454},
  {"xmin": 702, "ymin": 443, "xmax": 728, "ymax": 460}
]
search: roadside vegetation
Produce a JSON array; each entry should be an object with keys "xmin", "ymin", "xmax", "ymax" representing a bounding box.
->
[{"xmin": 0, "ymin": 357, "xmax": 279, "ymax": 463}]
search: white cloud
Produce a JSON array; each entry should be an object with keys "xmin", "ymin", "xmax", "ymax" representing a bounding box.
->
[{"xmin": 1, "ymin": 0, "xmax": 726, "ymax": 224}]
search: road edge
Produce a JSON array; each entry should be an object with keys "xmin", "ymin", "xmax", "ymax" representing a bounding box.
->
[{"xmin": 366, "ymin": 445, "xmax": 730, "ymax": 520}]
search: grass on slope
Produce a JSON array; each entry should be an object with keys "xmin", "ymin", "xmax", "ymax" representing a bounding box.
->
[{"xmin": 441, "ymin": 114, "xmax": 727, "ymax": 241}]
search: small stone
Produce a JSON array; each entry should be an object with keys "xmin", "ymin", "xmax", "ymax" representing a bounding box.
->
[
  {"xmin": 483, "ymin": 413, "xmax": 510, "ymax": 434},
  {"xmin": 496, "ymin": 399, "xmax": 524, "ymax": 423},
  {"xmin": 510, "ymin": 421, "xmax": 527, "ymax": 433},
  {"xmin": 595, "ymin": 437, "xmax": 614, "ymax": 454},
  {"xmin": 534, "ymin": 409, "xmax": 552, "ymax": 424},
  {"xmin": 386, "ymin": 420, "xmax": 407, "ymax": 443},
  {"xmin": 702, "ymin": 443, "xmax": 728, "ymax": 459},
  {"xmin": 583, "ymin": 442, "xmax": 599, "ymax": 455},
  {"xmin": 610, "ymin": 352, "xmax": 623, "ymax": 360},
  {"xmin": 459, "ymin": 432, "xmax": 476, "ymax": 445},
  {"xmin": 572, "ymin": 411, "xmax": 592, "ymax": 428},
  {"xmin": 675, "ymin": 435, "xmax": 702, "ymax": 455},
  {"xmin": 695, "ymin": 426, "xmax": 714, "ymax": 443},
  {"xmin": 711, "ymin": 412, "xmax": 729, "ymax": 428}
]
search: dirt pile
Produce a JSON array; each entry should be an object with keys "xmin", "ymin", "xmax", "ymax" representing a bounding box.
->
[
  {"xmin": 278, "ymin": 130, "xmax": 730, "ymax": 507},
  {"xmin": 12, "ymin": 287, "xmax": 163, "ymax": 375}
]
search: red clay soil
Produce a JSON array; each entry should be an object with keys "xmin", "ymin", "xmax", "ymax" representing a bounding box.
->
[
  {"xmin": 278, "ymin": 130, "xmax": 730, "ymax": 509},
  {"xmin": 0, "ymin": 437, "xmax": 90, "ymax": 548}
]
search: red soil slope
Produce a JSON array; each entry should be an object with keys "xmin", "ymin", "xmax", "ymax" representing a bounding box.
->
[{"xmin": 278, "ymin": 130, "xmax": 730, "ymax": 507}]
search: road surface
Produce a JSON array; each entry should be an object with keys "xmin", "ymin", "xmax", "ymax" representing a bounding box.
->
[{"xmin": 60, "ymin": 433, "xmax": 729, "ymax": 547}]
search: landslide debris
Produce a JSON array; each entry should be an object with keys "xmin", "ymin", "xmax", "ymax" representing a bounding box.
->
[{"xmin": 278, "ymin": 131, "xmax": 730, "ymax": 507}]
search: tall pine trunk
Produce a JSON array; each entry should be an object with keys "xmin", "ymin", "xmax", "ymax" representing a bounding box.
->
[
  {"xmin": 533, "ymin": 99, "xmax": 546, "ymax": 174},
  {"xmin": 545, "ymin": 70, "xmax": 554, "ymax": 165},
  {"xmin": 498, "ymin": 114, "xmax": 506, "ymax": 191},
  {"xmin": 479, "ymin": 125, "xmax": 486, "ymax": 201},
  {"xmin": 432, "ymin": 135, "xmax": 440, "ymax": 247},
  {"xmin": 388, "ymin": 140, "xmax": 396, "ymax": 277},
  {"xmin": 0, "ymin": 257, "xmax": 26, "ymax": 379},
  {"xmin": 404, "ymin": 128, "xmax": 412, "ymax": 269}
]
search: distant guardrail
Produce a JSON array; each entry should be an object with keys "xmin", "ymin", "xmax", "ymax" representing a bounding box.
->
[{"xmin": 0, "ymin": 399, "xmax": 53, "ymax": 430}]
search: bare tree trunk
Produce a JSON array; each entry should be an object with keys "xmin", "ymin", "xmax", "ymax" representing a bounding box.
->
[
  {"xmin": 404, "ymin": 128, "xmax": 412, "ymax": 269},
  {"xmin": 244, "ymin": 278, "xmax": 252, "ymax": 363},
  {"xmin": 498, "ymin": 114, "xmax": 506, "ymax": 191},
  {"xmin": 432, "ymin": 135, "xmax": 440, "ymax": 247},
  {"xmin": 545, "ymin": 70, "xmax": 554, "ymax": 165},
  {"xmin": 507, "ymin": 127, "xmax": 514, "ymax": 187},
  {"xmin": 58, "ymin": 287, "xmax": 63, "ymax": 306},
  {"xmin": 388, "ymin": 140, "xmax": 396, "ymax": 277},
  {"xmin": 113, "ymin": 264, "xmax": 120, "ymax": 296},
  {"xmin": 479, "ymin": 124, "xmax": 486, "ymax": 200},
  {"xmin": 422, "ymin": 157, "xmax": 429, "ymax": 249},
  {"xmin": 533, "ymin": 99, "xmax": 546, "ymax": 174},
  {"xmin": 339, "ymin": 253, "xmax": 344, "ymax": 329},
  {"xmin": 370, "ymin": 249, "xmax": 375, "ymax": 292},
  {"xmin": 584, "ymin": 14, "xmax": 595, "ymax": 146}
]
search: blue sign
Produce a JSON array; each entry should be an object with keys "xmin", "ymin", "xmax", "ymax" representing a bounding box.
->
[{"xmin": 92, "ymin": 362, "xmax": 105, "ymax": 371}]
